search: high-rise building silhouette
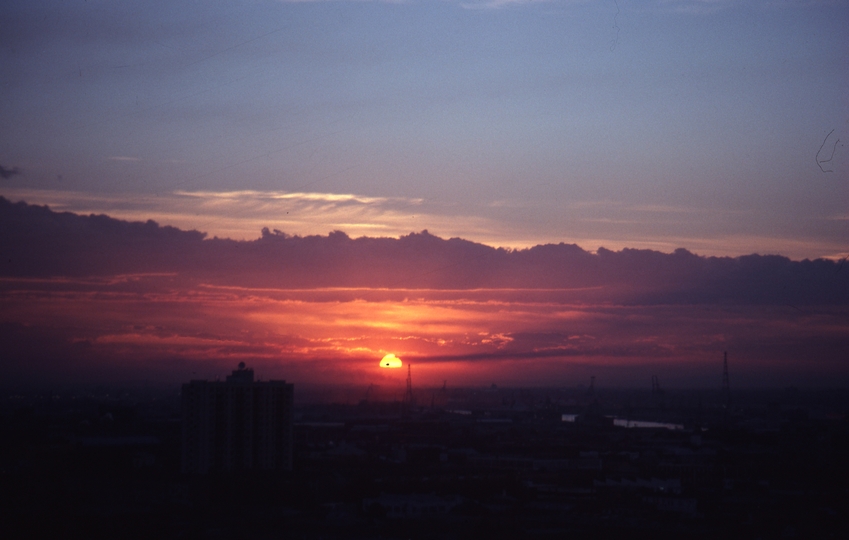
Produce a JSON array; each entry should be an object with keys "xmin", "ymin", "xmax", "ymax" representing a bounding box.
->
[{"xmin": 181, "ymin": 363, "xmax": 294, "ymax": 474}]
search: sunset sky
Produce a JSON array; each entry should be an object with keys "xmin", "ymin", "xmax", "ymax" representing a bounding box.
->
[{"xmin": 1, "ymin": 1, "xmax": 848, "ymax": 390}]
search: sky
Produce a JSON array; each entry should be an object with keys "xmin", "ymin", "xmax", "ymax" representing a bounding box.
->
[
  {"xmin": 2, "ymin": 197, "xmax": 848, "ymax": 389},
  {"xmin": 1, "ymin": 1, "xmax": 848, "ymax": 390},
  {"xmin": 1, "ymin": 0, "xmax": 847, "ymax": 258}
]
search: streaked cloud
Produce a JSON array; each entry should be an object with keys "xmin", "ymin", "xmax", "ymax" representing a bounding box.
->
[
  {"xmin": 3, "ymin": 188, "xmax": 845, "ymax": 260},
  {"xmin": 460, "ymin": 0, "xmax": 555, "ymax": 10},
  {"xmin": 656, "ymin": 0, "xmax": 737, "ymax": 15},
  {"xmin": 1, "ymin": 197, "xmax": 847, "ymax": 388},
  {"xmin": 0, "ymin": 187, "xmax": 437, "ymax": 242},
  {"xmin": 3, "ymin": 273, "xmax": 846, "ymax": 387},
  {"xmin": 173, "ymin": 189, "xmax": 407, "ymax": 205}
]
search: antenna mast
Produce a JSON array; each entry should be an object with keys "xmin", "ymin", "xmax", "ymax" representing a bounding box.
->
[
  {"xmin": 403, "ymin": 364, "xmax": 414, "ymax": 411},
  {"xmin": 722, "ymin": 351, "xmax": 731, "ymax": 408}
]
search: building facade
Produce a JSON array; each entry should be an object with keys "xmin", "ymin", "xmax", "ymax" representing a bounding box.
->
[{"xmin": 181, "ymin": 363, "xmax": 294, "ymax": 474}]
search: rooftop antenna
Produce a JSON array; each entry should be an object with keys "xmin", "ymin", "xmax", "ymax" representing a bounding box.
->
[
  {"xmin": 431, "ymin": 380, "xmax": 447, "ymax": 410},
  {"xmin": 588, "ymin": 375, "xmax": 596, "ymax": 398},
  {"xmin": 403, "ymin": 363, "xmax": 414, "ymax": 413},
  {"xmin": 722, "ymin": 351, "xmax": 731, "ymax": 408},
  {"xmin": 651, "ymin": 375, "xmax": 664, "ymax": 396}
]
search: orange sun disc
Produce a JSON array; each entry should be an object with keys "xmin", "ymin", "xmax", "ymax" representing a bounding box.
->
[{"xmin": 380, "ymin": 354, "xmax": 402, "ymax": 368}]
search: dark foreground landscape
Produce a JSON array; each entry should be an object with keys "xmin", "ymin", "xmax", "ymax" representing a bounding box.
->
[{"xmin": 2, "ymin": 383, "xmax": 848, "ymax": 539}]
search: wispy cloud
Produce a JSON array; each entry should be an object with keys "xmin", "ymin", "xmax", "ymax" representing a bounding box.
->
[
  {"xmin": 3, "ymin": 274, "xmax": 847, "ymax": 387},
  {"xmin": 275, "ymin": 0, "xmax": 410, "ymax": 3},
  {"xmin": 0, "ymin": 187, "xmax": 502, "ymax": 248},
  {"xmin": 656, "ymin": 0, "xmax": 737, "ymax": 15},
  {"xmin": 2, "ymin": 199, "xmax": 848, "ymax": 387},
  {"xmin": 1, "ymin": 188, "xmax": 845, "ymax": 259},
  {"xmin": 0, "ymin": 165, "xmax": 22, "ymax": 179},
  {"xmin": 460, "ymin": 0, "xmax": 554, "ymax": 10},
  {"xmin": 173, "ymin": 189, "xmax": 406, "ymax": 205}
]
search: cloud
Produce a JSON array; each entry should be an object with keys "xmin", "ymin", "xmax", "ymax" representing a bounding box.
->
[
  {"xmin": 2, "ymin": 195, "xmax": 848, "ymax": 304},
  {"xmin": 5, "ymin": 279, "xmax": 845, "ymax": 387},
  {"xmin": 173, "ymin": 189, "xmax": 404, "ymax": 206},
  {"xmin": 2, "ymin": 188, "xmax": 844, "ymax": 259},
  {"xmin": 460, "ymin": 0, "xmax": 554, "ymax": 10},
  {"xmin": 656, "ymin": 0, "xmax": 737, "ymax": 15},
  {"xmin": 0, "ymin": 188, "xmax": 478, "ymax": 245},
  {"xmin": 1, "ymin": 197, "xmax": 847, "ymax": 388},
  {"xmin": 0, "ymin": 165, "xmax": 22, "ymax": 180}
]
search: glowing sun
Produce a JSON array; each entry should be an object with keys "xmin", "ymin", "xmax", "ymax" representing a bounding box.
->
[{"xmin": 380, "ymin": 354, "xmax": 402, "ymax": 368}]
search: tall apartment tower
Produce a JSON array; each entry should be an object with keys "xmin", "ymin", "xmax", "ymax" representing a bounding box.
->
[{"xmin": 181, "ymin": 363, "xmax": 294, "ymax": 474}]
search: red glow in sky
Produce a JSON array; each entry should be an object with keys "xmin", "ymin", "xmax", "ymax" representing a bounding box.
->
[{"xmin": 2, "ymin": 198, "xmax": 847, "ymax": 389}]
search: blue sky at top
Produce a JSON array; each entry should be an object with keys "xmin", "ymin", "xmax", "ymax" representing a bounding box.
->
[{"xmin": 1, "ymin": 0, "xmax": 847, "ymax": 257}]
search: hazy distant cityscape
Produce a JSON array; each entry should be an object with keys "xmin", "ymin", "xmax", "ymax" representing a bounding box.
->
[{"xmin": 3, "ymin": 367, "xmax": 848, "ymax": 538}]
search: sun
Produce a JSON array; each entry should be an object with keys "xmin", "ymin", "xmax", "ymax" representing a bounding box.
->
[{"xmin": 380, "ymin": 353, "xmax": 402, "ymax": 368}]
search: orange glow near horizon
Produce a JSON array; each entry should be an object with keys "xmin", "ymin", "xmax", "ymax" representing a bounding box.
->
[{"xmin": 2, "ymin": 276, "xmax": 848, "ymax": 388}]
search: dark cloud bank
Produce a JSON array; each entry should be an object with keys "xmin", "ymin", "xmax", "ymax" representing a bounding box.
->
[
  {"xmin": 2, "ymin": 197, "xmax": 848, "ymax": 389},
  {"xmin": 2, "ymin": 196, "xmax": 847, "ymax": 306}
]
